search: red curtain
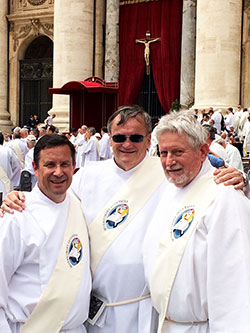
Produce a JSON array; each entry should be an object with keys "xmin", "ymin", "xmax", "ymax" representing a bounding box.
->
[{"xmin": 119, "ymin": 0, "xmax": 183, "ymax": 113}]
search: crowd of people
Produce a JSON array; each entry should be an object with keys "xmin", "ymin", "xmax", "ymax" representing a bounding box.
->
[{"xmin": 0, "ymin": 105, "xmax": 249, "ymax": 332}]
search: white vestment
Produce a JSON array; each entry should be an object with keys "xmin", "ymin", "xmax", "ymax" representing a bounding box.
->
[
  {"xmin": 24, "ymin": 147, "xmax": 37, "ymax": 188},
  {"xmin": 81, "ymin": 136, "xmax": 100, "ymax": 164},
  {"xmin": 70, "ymin": 155, "xmax": 166, "ymax": 333},
  {"xmin": 224, "ymin": 112, "xmax": 236, "ymax": 131},
  {"xmin": 143, "ymin": 160, "xmax": 250, "ymax": 332},
  {"xmin": 225, "ymin": 143, "xmax": 244, "ymax": 171},
  {"xmin": 0, "ymin": 145, "xmax": 20, "ymax": 198},
  {"xmin": 211, "ymin": 111, "xmax": 222, "ymax": 134},
  {"xmin": 0, "ymin": 185, "xmax": 91, "ymax": 333},
  {"xmin": 243, "ymin": 122, "xmax": 250, "ymax": 156},
  {"xmin": 75, "ymin": 134, "xmax": 87, "ymax": 168},
  {"xmin": 209, "ymin": 141, "xmax": 227, "ymax": 161},
  {"xmin": 7, "ymin": 139, "xmax": 29, "ymax": 185},
  {"xmin": 99, "ymin": 133, "xmax": 112, "ymax": 160},
  {"xmin": 238, "ymin": 111, "xmax": 249, "ymax": 138}
]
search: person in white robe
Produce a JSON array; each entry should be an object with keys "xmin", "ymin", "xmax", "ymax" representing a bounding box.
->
[
  {"xmin": 7, "ymin": 128, "xmax": 29, "ymax": 186},
  {"xmin": 143, "ymin": 111, "xmax": 250, "ymax": 333},
  {"xmin": 210, "ymin": 109, "xmax": 222, "ymax": 134},
  {"xmin": 81, "ymin": 127, "xmax": 100, "ymax": 164},
  {"xmin": 224, "ymin": 107, "xmax": 236, "ymax": 132},
  {"xmin": 75, "ymin": 126, "xmax": 88, "ymax": 168},
  {"xmin": 99, "ymin": 127, "xmax": 112, "ymax": 160},
  {"xmin": 216, "ymin": 138, "xmax": 244, "ymax": 171},
  {"xmin": 24, "ymin": 135, "xmax": 37, "ymax": 188},
  {"xmin": 1, "ymin": 106, "xmax": 247, "ymax": 333},
  {"xmin": 203, "ymin": 124, "xmax": 227, "ymax": 162},
  {"xmin": 0, "ymin": 134, "xmax": 91, "ymax": 332},
  {"xmin": 0, "ymin": 133, "xmax": 20, "ymax": 200},
  {"xmin": 243, "ymin": 115, "xmax": 250, "ymax": 156}
]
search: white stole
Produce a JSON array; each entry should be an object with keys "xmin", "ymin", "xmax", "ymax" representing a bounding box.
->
[
  {"xmin": 12, "ymin": 140, "xmax": 25, "ymax": 168},
  {"xmin": 20, "ymin": 194, "xmax": 89, "ymax": 333},
  {"xmin": 89, "ymin": 156, "xmax": 165, "ymax": 276},
  {"xmin": 150, "ymin": 172, "xmax": 224, "ymax": 332},
  {"xmin": 0, "ymin": 166, "xmax": 11, "ymax": 194}
]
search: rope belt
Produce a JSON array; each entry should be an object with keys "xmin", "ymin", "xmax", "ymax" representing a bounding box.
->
[
  {"xmin": 106, "ymin": 294, "xmax": 150, "ymax": 307},
  {"xmin": 165, "ymin": 318, "xmax": 208, "ymax": 325}
]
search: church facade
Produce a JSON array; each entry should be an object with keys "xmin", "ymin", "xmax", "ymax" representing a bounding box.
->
[{"xmin": 1, "ymin": 0, "xmax": 250, "ymax": 132}]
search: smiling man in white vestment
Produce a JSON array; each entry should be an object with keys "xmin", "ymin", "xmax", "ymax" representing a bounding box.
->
[
  {"xmin": 0, "ymin": 106, "xmax": 247, "ymax": 333},
  {"xmin": 143, "ymin": 111, "xmax": 250, "ymax": 333},
  {"xmin": 0, "ymin": 134, "xmax": 91, "ymax": 332}
]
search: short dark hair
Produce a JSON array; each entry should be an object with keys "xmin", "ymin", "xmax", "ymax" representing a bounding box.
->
[
  {"xmin": 34, "ymin": 134, "xmax": 75, "ymax": 168},
  {"xmin": 202, "ymin": 124, "xmax": 217, "ymax": 140},
  {"xmin": 88, "ymin": 127, "xmax": 96, "ymax": 135},
  {"xmin": 101, "ymin": 126, "xmax": 108, "ymax": 133},
  {"xmin": 107, "ymin": 105, "xmax": 152, "ymax": 134}
]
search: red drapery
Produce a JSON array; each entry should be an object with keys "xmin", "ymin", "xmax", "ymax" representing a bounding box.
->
[{"xmin": 119, "ymin": 0, "xmax": 183, "ymax": 113}]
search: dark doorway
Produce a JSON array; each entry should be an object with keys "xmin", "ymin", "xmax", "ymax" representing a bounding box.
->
[
  {"xmin": 136, "ymin": 67, "xmax": 165, "ymax": 126},
  {"xmin": 19, "ymin": 36, "xmax": 53, "ymax": 127}
]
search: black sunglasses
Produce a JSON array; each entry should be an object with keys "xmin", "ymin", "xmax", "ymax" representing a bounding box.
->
[{"xmin": 112, "ymin": 134, "xmax": 146, "ymax": 143}]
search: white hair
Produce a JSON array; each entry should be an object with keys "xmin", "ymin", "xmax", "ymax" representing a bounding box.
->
[{"xmin": 155, "ymin": 110, "xmax": 207, "ymax": 150}]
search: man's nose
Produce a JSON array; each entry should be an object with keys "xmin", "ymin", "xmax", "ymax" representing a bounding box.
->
[
  {"xmin": 122, "ymin": 137, "xmax": 133, "ymax": 146},
  {"xmin": 53, "ymin": 165, "xmax": 63, "ymax": 176},
  {"xmin": 165, "ymin": 153, "xmax": 176, "ymax": 166}
]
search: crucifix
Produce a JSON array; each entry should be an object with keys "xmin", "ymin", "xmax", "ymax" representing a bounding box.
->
[{"xmin": 135, "ymin": 30, "xmax": 161, "ymax": 75}]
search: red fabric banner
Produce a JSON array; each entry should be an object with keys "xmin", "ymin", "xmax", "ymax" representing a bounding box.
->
[{"xmin": 119, "ymin": 0, "xmax": 183, "ymax": 113}]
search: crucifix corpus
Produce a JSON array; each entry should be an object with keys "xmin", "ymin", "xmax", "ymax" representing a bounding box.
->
[{"xmin": 136, "ymin": 30, "xmax": 161, "ymax": 75}]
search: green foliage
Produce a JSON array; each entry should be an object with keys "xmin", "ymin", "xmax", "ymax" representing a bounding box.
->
[{"xmin": 170, "ymin": 99, "xmax": 181, "ymax": 112}]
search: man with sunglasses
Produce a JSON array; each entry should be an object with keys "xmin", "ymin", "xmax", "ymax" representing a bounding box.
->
[{"xmin": 1, "ymin": 105, "xmax": 246, "ymax": 333}]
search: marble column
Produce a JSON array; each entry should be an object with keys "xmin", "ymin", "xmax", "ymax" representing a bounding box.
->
[
  {"xmin": 180, "ymin": 0, "xmax": 196, "ymax": 109},
  {"xmin": 0, "ymin": 0, "xmax": 13, "ymax": 132},
  {"xmin": 51, "ymin": 0, "xmax": 94, "ymax": 132},
  {"xmin": 193, "ymin": 0, "xmax": 242, "ymax": 110},
  {"xmin": 104, "ymin": 0, "xmax": 119, "ymax": 82}
]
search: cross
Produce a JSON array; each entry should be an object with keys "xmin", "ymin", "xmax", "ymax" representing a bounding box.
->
[{"xmin": 136, "ymin": 30, "xmax": 161, "ymax": 75}]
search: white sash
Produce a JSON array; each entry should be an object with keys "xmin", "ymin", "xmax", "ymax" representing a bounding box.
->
[
  {"xmin": 0, "ymin": 166, "xmax": 11, "ymax": 194},
  {"xmin": 89, "ymin": 156, "xmax": 165, "ymax": 275},
  {"xmin": 20, "ymin": 194, "xmax": 89, "ymax": 333},
  {"xmin": 12, "ymin": 140, "xmax": 25, "ymax": 168},
  {"xmin": 150, "ymin": 172, "xmax": 224, "ymax": 332}
]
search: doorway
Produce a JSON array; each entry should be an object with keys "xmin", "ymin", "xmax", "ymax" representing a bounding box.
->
[{"xmin": 19, "ymin": 36, "xmax": 53, "ymax": 127}]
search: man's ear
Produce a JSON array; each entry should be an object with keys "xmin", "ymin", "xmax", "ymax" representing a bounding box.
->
[
  {"xmin": 200, "ymin": 142, "xmax": 209, "ymax": 162},
  {"xmin": 32, "ymin": 161, "xmax": 38, "ymax": 177}
]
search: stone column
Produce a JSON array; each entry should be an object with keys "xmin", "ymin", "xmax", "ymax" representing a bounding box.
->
[
  {"xmin": 180, "ymin": 0, "xmax": 196, "ymax": 109},
  {"xmin": 51, "ymin": 0, "xmax": 94, "ymax": 132},
  {"xmin": 0, "ymin": 1, "xmax": 13, "ymax": 132},
  {"xmin": 193, "ymin": 0, "xmax": 242, "ymax": 110},
  {"xmin": 104, "ymin": 0, "xmax": 119, "ymax": 81},
  {"xmin": 95, "ymin": 0, "xmax": 105, "ymax": 78}
]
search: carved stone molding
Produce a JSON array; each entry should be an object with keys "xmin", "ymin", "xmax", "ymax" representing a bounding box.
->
[
  {"xmin": 12, "ymin": 0, "xmax": 54, "ymax": 12},
  {"xmin": 12, "ymin": 18, "xmax": 53, "ymax": 51},
  {"xmin": 28, "ymin": 0, "xmax": 47, "ymax": 5}
]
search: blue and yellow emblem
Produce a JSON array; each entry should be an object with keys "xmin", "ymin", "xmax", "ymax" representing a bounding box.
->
[
  {"xmin": 105, "ymin": 203, "xmax": 129, "ymax": 229},
  {"xmin": 172, "ymin": 208, "xmax": 195, "ymax": 239},
  {"xmin": 67, "ymin": 237, "xmax": 83, "ymax": 266}
]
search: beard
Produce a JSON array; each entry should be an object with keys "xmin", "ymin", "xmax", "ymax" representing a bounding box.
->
[{"xmin": 164, "ymin": 164, "xmax": 195, "ymax": 187}]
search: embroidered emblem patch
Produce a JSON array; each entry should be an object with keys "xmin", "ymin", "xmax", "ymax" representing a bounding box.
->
[
  {"xmin": 172, "ymin": 208, "xmax": 195, "ymax": 239},
  {"xmin": 67, "ymin": 236, "xmax": 83, "ymax": 266},
  {"xmin": 104, "ymin": 202, "xmax": 129, "ymax": 229}
]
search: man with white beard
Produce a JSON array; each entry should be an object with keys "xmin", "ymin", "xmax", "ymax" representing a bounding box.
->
[{"xmin": 143, "ymin": 111, "xmax": 250, "ymax": 333}]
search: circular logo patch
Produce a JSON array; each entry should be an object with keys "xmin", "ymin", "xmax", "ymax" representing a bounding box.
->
[
  {"xmin": 172, "ymin": 208, "xmax": 195, "ymax": 239},
  {"xmin": 67, "ymin": 237, "xmax": 83, "ymax": 266},
  {"xmin": 105, "ymin": 203, "xmax": 129, "ymax": 229}
]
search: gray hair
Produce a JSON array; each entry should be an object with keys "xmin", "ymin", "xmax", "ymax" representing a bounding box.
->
[
  {"xmin": 156, "ymin": 110, "xmax": 207, "ymax": 150},
  {"xmin": 107, "ymin": 105, "xmax": 152, "ymax": 134}
]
